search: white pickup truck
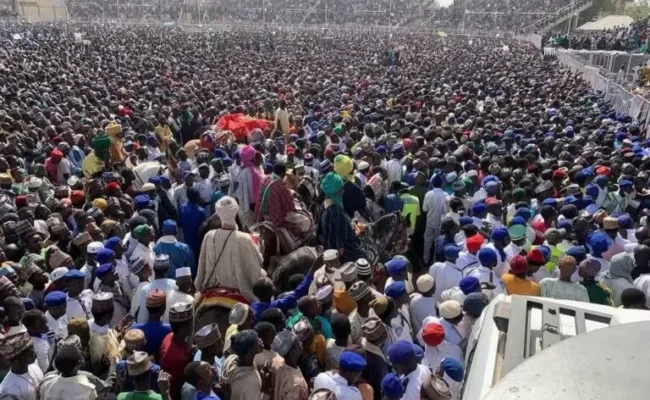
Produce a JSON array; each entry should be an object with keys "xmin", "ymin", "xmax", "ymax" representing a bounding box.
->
[{"xmin": 462, "ymin": 294, "xmax": 650, "ymax": 400}]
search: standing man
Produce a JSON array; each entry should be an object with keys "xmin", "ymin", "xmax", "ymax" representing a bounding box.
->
[{"xmin": 423, "ymin": 174, "xmax": 449, "ymax": 265}]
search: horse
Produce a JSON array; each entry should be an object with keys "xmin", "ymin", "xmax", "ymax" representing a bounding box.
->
[{"xmin": 130, "ymin": 161, "xmax": 169, "ymax": 190}]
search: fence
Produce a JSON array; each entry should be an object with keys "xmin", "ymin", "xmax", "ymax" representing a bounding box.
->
[{"xmin": 555, "ymin": 50, "xmax": 650, "ymax": 137}]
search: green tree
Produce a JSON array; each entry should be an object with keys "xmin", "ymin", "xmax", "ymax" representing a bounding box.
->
[{"xmin": 627, "ymin": 0, "xmax": 650, "ymax": 20}]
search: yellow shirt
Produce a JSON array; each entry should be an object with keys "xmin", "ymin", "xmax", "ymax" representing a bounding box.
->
[
  {"xmin": 82, "ymin": 153, "xmax": 104, "ymax": 178},
  {"xmin": 155, "ymin": 124, "xmax": 173, "ymax": 152},
  {"xmin": 502, "ymin": 273, "xmax": 541, "ymax": 296}
]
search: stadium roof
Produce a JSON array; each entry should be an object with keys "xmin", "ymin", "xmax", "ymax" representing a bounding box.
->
[{"xmin": 577, "ymin": 15, "xmax": 634, "ymax": 31}]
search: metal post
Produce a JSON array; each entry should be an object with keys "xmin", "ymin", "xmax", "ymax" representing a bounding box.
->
[
  {"xmin": 325, "ymin": 0, "xmax": 328, "ymax": 26},
  {"xmin": 389, "ymin": 0, "xmax": 391, "ymax": 26}
]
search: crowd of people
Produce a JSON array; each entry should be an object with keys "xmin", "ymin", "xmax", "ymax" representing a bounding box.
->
[
  {"xmin": 550, "ymin": 18, "xmax": 650, "ymax": 52},
  {"xmin": 0, "ymin": 18, "xmax": 649, "ymax": 400},
  {"xmin": 61, "ymin": 0, "xmax": 575, "ymax": 32}
]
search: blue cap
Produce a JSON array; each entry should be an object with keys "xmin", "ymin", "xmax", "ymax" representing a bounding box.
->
[
  {"xmin": 339, "ymin": 351, "xmax": 367, "ymax": 372},
  {"xmin": 590, "ymin": 232, "xmax": 610, "ymax": 253},
  {"xmin": 542, "ymin": 198, "xmax": 557, "ymax": 207},
  {"xmin": 459, "ymin": 276, "xmax": 481, "ymax": 294},
  {"xmin": 321, "ymin": 160, "xmax": 332, "ymax": 172},
  {"xmin": 459, "ymin": 216, "xmax": 473, "ymax": 227},
  {"xmin": 183, "ymin": 171, "xmax": 197, "ymax": 179},
  {"xmin": 65, "ymin": 269, "xmax": 86, "ymax": 279},
  {"xmin": 619, "ymin": 179, "xmax": 633, "ymax": 187},
  {"xmin": 472, "ymin": 202, "xmax": 487, "ymax": 215},
  {"xmin": 464, "ymin": 292, "xmax": 488, "ymax": 317},
  {"xmin": 392, "ymin": 143, "xmax": 403, "ymax": 153},
  {"xmin": 441, "ymin": 358, "xmax": 465, "ymax": 382},
  {"xmin": 96, "ymin": 249, "xmax": 115, "ymax": 264},
  {"xmin": 491, "ymin": 227, "xmax": 510, "ymax": 241},
  {"xmin": 564, "ymin": 195, "xmax": 577, "ymax": 205},
  {"xmin": 134, "ymin": 195, "xmax": 150, "ymax": 209},
  {"xmin": 148, "ymin": 176, "xmax": 161, "ymax": 185},
  {"xmin": 96, "ymin": 263, "xmax": 114, "ymax": 278},
  {"xmin": 376, "ymin": 145, "xmax": 387, "ymax": 154},
  {"xmin": 478, "ymin": 248, "xmax": 497, "ymax": 267},
  {"xmin": 103, "ymin": 237, "xmax": 120, "ymax": 251},
  {"xmin": 381, "ymin": 373, "xmax": 405, "ymax": 398},
  {"xmin": 22, "ymin": 298, "xmax": 35, "ymax": 311},
  {"xmin": 387, "ymin": 340, "xmax": 416, "ymax": 364},
  {"xmin": 386, "ymin": 257, "xmax": 408, "ymax": 275},
  {"xmin": 385, "ymin": 281, "xmax": 407, "ymax": 299},
  {"xmin": 412, "ymin": 343, "xmax": 424, "ymax": 362},
  {"xmin": 537, "ymin": 245, "xmax": 552, "ymax": 262},
  {"xmin": 585, "ymin": 203, "xmax": 599, "ymax": 215},
  {"xmin": 163, "ymin": 219, "xmax": 178, "ymax": 235},
  {"xmin": 431, "ymin": 174, "xmax": 444, "ymax": 187},
  {"xmin": 481, "ymin": 175, "xmax": 499, "ymax": 187},
  {"xmin": 566, "ymin": 246, "xmax": 587, "ymax": 263},
  {"xmin": 509, "ymin": 216, "xmax": 526, "ymax": 227},
  {"xmin": 618, "ymin": 214, "xmax": 633, "ymax": 229},
  {"xmin": 222, "ymin": 156, "xmax": 233, "ymax": 165},
  {"xmin": 214, "ymin": 149, "xmax": 227, "ymax": 159},
  {"xmin": 557, "ymin": 219, "xmax": 573, "ymax": 230},
  {"xmin": 159, "ymin": 176, "xmax": 170, "ymax": 185},
  {"xmin": 584, "ymin": 184, "xmax": 600, "ymax": 199},
  {"xmin": 44, "ymin": 291, "xmax": 66, "ymax": 307},
  {"xmin": 515, "ymin": 207, "xmax": 531, "ymax": 221},
  {"xmin": 444, "ymin": 244, "xmax": 460, "ymax": 258},
  {"xmin": 594, "ymin": 175, "xmax": 608, "ymax": 185}
]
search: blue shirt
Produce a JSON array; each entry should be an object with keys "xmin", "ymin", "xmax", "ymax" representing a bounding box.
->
[
  {"xmin": 154, "ymin": 239, "xmax": 196, "ymax": 278},
  {"xmin": 195, "ymin": 391, "xmax": 222, "ymax": 400},
  {"xmin": 193, "ymin": 351, "xmax": 225, "ymax": 379},
  {"xmin": 131, "ymin": 322, "xmax": 172, "ymax": 358},
  {"xmin": 179, "ymin": 203, "xmax": 207, "ymax": 256},
  {"xmin": 251, "ymin": 273, "xmax": 314, "ymax": 323}
]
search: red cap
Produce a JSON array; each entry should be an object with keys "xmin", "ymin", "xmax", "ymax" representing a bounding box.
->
[
  {"xmin": 105, "ymin": 182, "xmax": 120, "ymax": 192},
  {"xmin": 485, "ymin": 197, "xmax": 500, "ymax": 206},
  {"xmin": 596, "ymin": 166, "xmax": 611, "ymax": 176},
  {"xmin": 402, "ymin": 139, "xmax": 413, "ymax": 148},
  {"xmin": 15, "ymin": 195, "xmax": 26, "ymax": 206},
  {"xmin": 51, "ymin": 149, "xmax": 63, "ymax": 159},
  {"xmin": 552, "ymin": 170, "xmax": 566, "ymax": 179},
  {"xmin": 466, "ymin": 234, "xmax": 485, "ymax": 253},
  {"xmin": 527, "ymin": 248, "xmax": 545, "ymax": 265},
  {"xmin": 527, "ymin": 165, "xmax": 539, "ymax": 174},
  {"xmin": 286, "ymin": 145, "xmax": 296, "ymax": 155},
  {"xmin": 70, "ymin": 190, "xmax": 85, "ymax": 206},
  {"xmin": 422, "ymin": 323, "xmax": 445, "ymax": 347},
  {"xmin": 510, "ymin": 255, "xmax": 529, "ymax": 274}
]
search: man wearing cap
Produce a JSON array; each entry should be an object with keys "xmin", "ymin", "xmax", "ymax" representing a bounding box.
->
[
  {"xmin": 384, "ymin": 256, "xmax": 414, "ymax": 294},
  {"xmin": 65, "ymin": 269, "xmax": 94, "ymax": 320},
  {"xmin": 429, "ymin": 242, "xmax": 463, "ymax": 303},
  {"xmin": 381, "ymin": 373, "xmax": 405, "ymax": 400},
  {"xmin": 119, "ymin": 351, "xmax": 171, "ymax": 400},
  {"xmin": 131, "ymin": 289, "xmax": 172, "ymax": 359},
  {"xmin": 505, "ymin": 222, "xmax": 528, "ymax": 262},
  {"xmin": 80, "ymin": 241, "xmax": 104, "ymax": 290},
  {"xmin": 540, "ymin": 256, "xmax": 590, "ymax": 302},
  {"xmin": 160, "ymin": 302, "xmax": 194, "ymax": 399},
  {"xmin": 313, "ymin": 351, "xmax": 365, "ymax": 400},
  {"xmin": 96, "ymin": 262, "xmax": 129, "ymax": 327},
  {"xmin": 270, "ymin": 330, "xmax": 309, "ymax": 400},
  {"xmin": 409, "ymin": 274, "xmax": 438, "ymax": 334},
  {"xmin": 193, "ymin": 323, "xmax": 225, "ymax": 379},
  {"xmin": 423, "ymin": 174, "xmax": 451, "ymax": 265},
  {"xmin": 44, "ymin": 291, "xmax": 69, "ymax": 340},
  {"xmin": 154, "ymin": 219, "xmax": 195, "ymax": 279},
  {"xmin": 348, "ymin": 281, "xmax": 377, "ymax": 344},
  {"xmin": 465, "ymin": 248, "xmax": 506, "ymax": 301},
  {"xmin": 0, "ymin": 333, "xmax": 43, "ymax": 399},
  {"xmin": 502, "ymin": 255, "xmax": 540, "ymax": 296},
  {"xmin": 135, "ymin": 255, "xmax": 179, "ymax": 324},
  {"xmin": 386, "ymin": 281, "xmax": 414, "ymax": 343},
  {"xmin": 309, "ymin": 249, "xmax": 344, "ymax": 294},
  {"xmin": 388, "ymin": 340, "xmax": 430, "ymax": 400},
  {"xmin": 172, "ymin": 171, "xmax": 196, "ymax": 211},
  {"xmin": 88, "ymin": 292, "xmax": 122, "ymax": 379},
  {"xmin": 333, "ymin": 262, "xmax": 359, "ymax": 315},
  {"xmin": 360, "ymin": 318, "xmax": 390, "ymax": 397},
  {"xmin": 456, "ymin": 233, "xmax": 484, "ymax": 272}
]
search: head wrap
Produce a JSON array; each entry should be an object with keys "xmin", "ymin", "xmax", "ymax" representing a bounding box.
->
[
  {"xmin": 320, "ymin": 172, "xmax": 344, "ymax": 206},
  {"xmin": 459, "ymin": 276, "xmax": 480, "ymax": 294},
  {"xmin": 422, "ymin": 322, "xmax": 445, "ymax": 347},
  {"xmin": 333, "ymin": 155, "xmax": 354, "ymax": 182},
  {"xmin": 463, "ymin": 292, "xmax": 489, "ymax": 317},
  {"xmin": 215, "ymin": 196, "xmax": 239, "ymax": 226},
  {"xmin": 579, "ymin": 259, "xmax": 602, "ymax": 279}
]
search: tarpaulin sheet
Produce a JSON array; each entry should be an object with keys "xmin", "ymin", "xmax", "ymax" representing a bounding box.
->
[{"xmin": 216, "ymin": 113, "xmax": 270, "ymax": 142}]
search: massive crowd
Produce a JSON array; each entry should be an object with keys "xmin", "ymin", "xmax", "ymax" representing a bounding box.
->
[
  {"xmin": 551, "ymin": 18, "xmax": 650, "ymax": 52},
  {"xmin": 0, "ymin": 18, "xmax": 649, "ymax": 400},
  {"xmin": 62, "ymin": 0, "xmax": 573, "ymax": 32}
]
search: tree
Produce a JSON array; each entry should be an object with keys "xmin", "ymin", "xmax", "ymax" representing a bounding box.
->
[{"xmin": 627, "ymin": 0, "xmax": 650, "ymax": 20}]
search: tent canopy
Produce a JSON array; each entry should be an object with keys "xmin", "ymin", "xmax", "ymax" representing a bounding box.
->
[{"xmin": 578, "ymin": 15, "xmax": 634, "ymax": 31}]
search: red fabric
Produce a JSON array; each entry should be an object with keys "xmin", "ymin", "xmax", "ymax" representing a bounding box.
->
[
  {"xmin": 527, "ymin": 248, "xmax": 545, "ymax": 265},
  {"xmin": 45, "ymin": 157, "xmax": 59, "ymax": 182},
  {"xmin": 596, "ymin": 166, "xmax": 611, "ymax": 176},
  {"xmin": 466, "ymin": 234, "xmax": 485, "ymax": 253},
  {"xmin": 216, "ymin": 113, "xmax": 270, "ymax": 142},
  {"xmin": 422, "ymin": 323, "xmax": 445, "ymax": 347},
  {"xmin": 105, "ymin": 182, "xmax": 120, "ymax": 193},
  {"xmin": 255, "ymin": 175, "xmax": 295, "ymax": 226},
  {"xmin": 159, "ymin": 332, "xmax": 190, "ymax": 400},
  {"xmin": 531, "ymin": 220, "xmax": 548, "ymax": 245},
  {"xmin": 510, "ymin": 255, "xmax": 528, "ymax": 274},
  {"xmin": 70, "ymin": 190, "xmax": 85, "ymax": 206}
]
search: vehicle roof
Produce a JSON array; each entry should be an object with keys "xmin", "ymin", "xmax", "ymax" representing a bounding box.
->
[{"xmin": 481, "ymin": 321, "xmax": 650, "ymax": 400}]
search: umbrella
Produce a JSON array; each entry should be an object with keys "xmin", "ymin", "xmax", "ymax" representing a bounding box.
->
[{"xmin": 437, "ymin": 31, "xmax": 448, "ymax": 38}]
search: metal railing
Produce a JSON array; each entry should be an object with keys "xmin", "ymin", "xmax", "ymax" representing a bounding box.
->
[
  {"xmin": 555, "ymin": 50, "xmax": 650, "ymax": 134},
  {"xmin": 523, "ymin": 0, "xmax": 592, "ymax": 33}
]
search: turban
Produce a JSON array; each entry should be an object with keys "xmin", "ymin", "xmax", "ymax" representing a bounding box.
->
[
  {"xmin": 333, "ymin": 155, "xmax": 354, "ymax": 182},
  {"xmin": 422, "ymin": 322, "xmax": 445, "ymax": 347},
  {"xmin": 478, "ymin": 248, "xmax": 497, "ymax": 267},
  {"xmin": 215, "ymin": 196, "xmax": 239, "ymax": 226}
]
